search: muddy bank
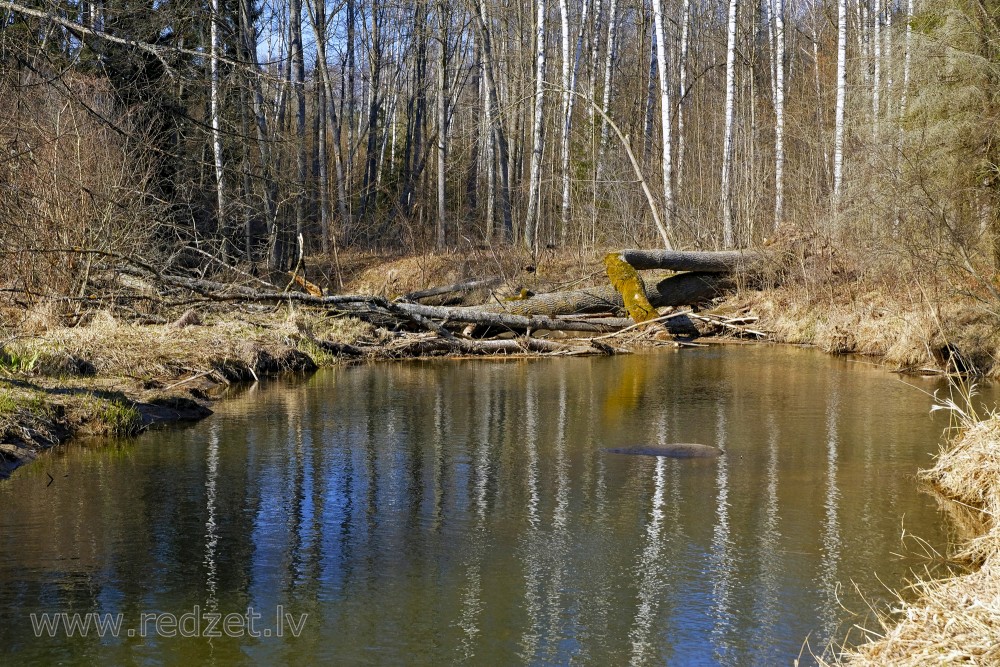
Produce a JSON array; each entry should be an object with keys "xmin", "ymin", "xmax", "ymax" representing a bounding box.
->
[{"xmin": 0, "ymin": 312, "xmax": 334, "ymax": 478}]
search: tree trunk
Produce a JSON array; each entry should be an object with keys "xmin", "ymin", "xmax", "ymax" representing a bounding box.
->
[
  {"xmin": 773, "ymin": 0, "xmax": 785, "ymax": 231},
  {"xmin": 872, "ymin": 0, "xmax": 882, "ymax": 141},
  {"xmin": 474, "ymin": 0, "xmax": 514, "ymax": 242},
  {"xmin": 525, "ymin": 0, "xmax": 546, "ymax": 251},
  {"xmin": 437, "ymin": 0, "xmax": 448, "ymax": 249},
  {"xmin": 721, "ymin": 0, "xmax": 739, "ymax": 248},
  {"xmin": 676, "ymin": 0, "xmax": 690, "ymax": 192},
  {"xmin": 209, "ymin": 0, "xmax": 226, "ymax": 257},
  {"xmin": 596, "ymin": 0, "xmax": 617, "ymax": 177},
  {"xmin": 833, "ymin": 0, "xmax": 848, "ymax": 205},
  {"xmin": 652, "ymin": 0, "xmax": 674, "ymax": 231}
]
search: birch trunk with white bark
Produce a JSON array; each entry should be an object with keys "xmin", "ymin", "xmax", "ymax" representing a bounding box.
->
[
  {"xmin": 773, "ymin": 0, "xmax": 785, "ymax": 230},
  {"xmin": 652, "ymin": 0, "xmax": 673, "ymax": 232},
  {"xmin": 833, "ymin": 0, "xmax": 848, "ymax": 205},
  {"xmin": 525, "ymin": 0, "xmax": 547, "ymax": 251},
  {"xmin": 721, "ymin": 0, "xmax": 739, "ymax": 248}
]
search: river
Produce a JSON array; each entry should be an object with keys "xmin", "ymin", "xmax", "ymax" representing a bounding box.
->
[{"xmin": 0, "ymin": 346, "xmax": 974, "ymax": 665}]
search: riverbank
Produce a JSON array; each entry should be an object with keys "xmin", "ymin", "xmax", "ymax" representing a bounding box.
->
[
  {"xmin": 0, "ymin": 310, "xmax": 372, "ymax": 477},
  {"xmin": 834, "ymin": 408, "xmax": 1000, "ymax": 665}
]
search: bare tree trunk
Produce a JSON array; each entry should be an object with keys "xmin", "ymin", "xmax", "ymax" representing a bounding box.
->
[
  {"xmin": 238, "ymin": 0, "xmax": 277, "ymax": 265},
  {"xmin": 596, "ymin": 0, "xmax": 617, "ymax": 177},
  {"xmin": 525, "ymin": 0, "xmax": 546, "ymax": 251},
  {"xmin": 642, "ymin": 33, "xmax": 656, "ymax": 163},
  {"xmin": 895, "ymin": 0, "xmax": 915, "ymax": 229},
  {"xmin": 346, "ymin": 0, "xmax": 356, "ymax": 185},
  {"xmin": 209, "ymin": 0, "xmax": 226, "ymax": 255},
  {"xmin": 291, "ymin": 0, "xmax": 307, "ymax": 243},
  {"xmin": 557, "ymin": 0, "xmax": 573, "ymax": 240},
  {"xmin": 474, "ymin": 0, "xmax": 513, "ymax": 242},
  {"xmin": 317, "ymin": 58, "xmax": 330, "ymax": 253},
  {"xmin": 652, "ymin": 0, "xmax": 673, "ymax": 232},
  {"xmin": 872, "ymin": 0, "xmax": 882, "ymax": 140},
  {"xmin": 436, "ymin": 0, "xmax": 448, "ymax": 248},
  {"xmin": 721, "ymin": 0, "xmax": 739, "ymax": 248},
  {"xmin": 833, "ymin": 0, "xmax": 848, "ymax": 206},
  {"xmin": 773, "ymin": 0, "xmax": 785, "ymax": 231},
  {"xmin": 676, "ymin": 0, "xmax": 690, "ymax": 192},
  {"xmin": 357, "ymin": 0, "xmax": 383, "ymax": 226},
  {"xmin": 586, "ymin": 0, "xmax": 603, "ymax": 126}
]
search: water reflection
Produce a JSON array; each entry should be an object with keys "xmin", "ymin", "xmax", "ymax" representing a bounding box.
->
[{"xmin": 0, "ymin": 347, "xmax": 967, "ymax": 665}]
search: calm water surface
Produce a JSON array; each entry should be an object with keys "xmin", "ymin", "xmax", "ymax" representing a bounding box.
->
[{"xmin": 0, "ymin": 346, "xmax": 977, "ymax": 665}]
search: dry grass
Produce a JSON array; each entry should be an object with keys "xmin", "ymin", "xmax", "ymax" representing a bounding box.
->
[
  {"xmin": 2, "ymin": 308, "xmax": 372, "ymax": 383},
  {"xmin": 836, "ymin": 402, "xmax": 1000, "ymax": 665},
  {"xmin": 739, "ymin": 276, "xmax": 1000, "ymax": 376}
]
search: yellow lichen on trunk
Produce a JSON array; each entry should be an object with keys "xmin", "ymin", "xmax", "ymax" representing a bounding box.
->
[{"xmin": 604, "ymin": 252, "xmax": 657, "ymax": 323}]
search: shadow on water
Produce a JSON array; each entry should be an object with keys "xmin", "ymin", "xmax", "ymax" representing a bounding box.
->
[{"xmin": 0, "ymin": 346, "xmax": 986, "ymax": 665}]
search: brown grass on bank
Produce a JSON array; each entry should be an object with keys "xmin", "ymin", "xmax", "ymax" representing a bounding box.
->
[
  {"xmin": 837, "ymin": 408, "xmax": 1000, "ymax": 665},
  {"xmin": 2, "ymin": 308, "xmax": 373, "ymax": 384},
  {"xmin": 736, "ymin": 249, "xmax": 1000, "ymax": 377}
]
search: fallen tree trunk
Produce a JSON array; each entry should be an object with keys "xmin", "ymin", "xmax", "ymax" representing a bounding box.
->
[
  {"xmin": 401, "ymin": 277, "xmax": 501, "ymax": 302},
  {"xmin": 617, "ymin": 249, "xmax": 765, "ymax": 272},
  {"xmin": 477, "ymin": 272, "xmax": 734, "ymax": 317}
]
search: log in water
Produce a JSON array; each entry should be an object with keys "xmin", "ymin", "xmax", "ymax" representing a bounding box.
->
[{"xmin": 603, "ymin": 443, "xmax": 724, "ymax": 458}]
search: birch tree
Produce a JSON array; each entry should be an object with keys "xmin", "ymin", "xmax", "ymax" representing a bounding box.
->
[
  {"xmin": 437, "ymin": 0, "xmax": 448, "ymax": 248},
  {"xmin": 596, "ymin": 0, "xmax": 618, "ymax": 175},
  {"xmin": 473, "ymin": 0, "xmax": 513, "ymax": 241},
  {"xmin": 290, "ymin": 0, "xmax": 307, "ymax": 244},
  {"xmin": 675, "ymin": 0, "xmax": 691, "ymax": 192},
  {"xmin": 652, "ymin": 0, "xmax": 673, "ymax": 232},
  {"xmin": 872, "ymin": 0, "xmax": 882, "ymax": 140},
  {"xmin": 557, "ymin": 0, "xmax": 579, "ymax": 238},
  {"xmin": 525, "ymin": 0, "xmax": 546, "ymax": 251},
  {"xmin": 209, "ymin": 0, "xmax": 226, "ymax": 253},
  {"xmin": 773, "ymin": 0, "xmax": 786, "ymax": 230},
  {"xmin": 833, "ymin": 0, "xmax": 848, "ymax": 204},
  {"xmin": 721, "ymin": 0, "xmax": 739, "ymax": 247}
]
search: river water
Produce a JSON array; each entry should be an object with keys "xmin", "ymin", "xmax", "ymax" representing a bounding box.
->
[{"xmin": 0, "ymin": 346, "xmax": 975, "ymax": 665}]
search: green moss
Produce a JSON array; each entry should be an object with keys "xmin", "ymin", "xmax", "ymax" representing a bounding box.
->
[{"xmin": 604, "ymin": 253, "xmax": 657, "ymax": 323}]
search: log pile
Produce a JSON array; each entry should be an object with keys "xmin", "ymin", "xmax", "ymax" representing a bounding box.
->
[{"xmin": 114, "ymin": 248, "xmax": 770, "ymax": 358}]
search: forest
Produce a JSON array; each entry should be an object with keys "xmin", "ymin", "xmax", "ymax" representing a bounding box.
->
[{"xmin": 2, "ymin": 0, "xmax": 998, "ymax": 292}]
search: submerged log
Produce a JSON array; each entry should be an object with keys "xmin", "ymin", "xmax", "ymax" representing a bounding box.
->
[{"xmin": 604, "ymin": 444, "xmax": 723, "ymax": 458}]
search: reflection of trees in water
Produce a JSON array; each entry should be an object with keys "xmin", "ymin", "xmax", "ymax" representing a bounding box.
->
[
  {"xmin": 820, "ymin": 383, "xmax": 843, "ymax": 646},
  {"xmin": 709, "ymin": 399, "xmax": 734, "ymax": 662},
  {"xmin": 628, "ymin": 455, "xmax": 668, "ymax": 665}
]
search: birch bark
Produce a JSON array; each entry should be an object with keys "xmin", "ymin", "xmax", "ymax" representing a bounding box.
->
[{"xmin": 721, "ymin": 0, "xmax": 739, "ymax": 247}]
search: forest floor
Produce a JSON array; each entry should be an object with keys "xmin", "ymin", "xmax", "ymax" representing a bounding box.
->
[{"xmin": 1, "ymin": 246, "xmax": 999, "ymax": 662}]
